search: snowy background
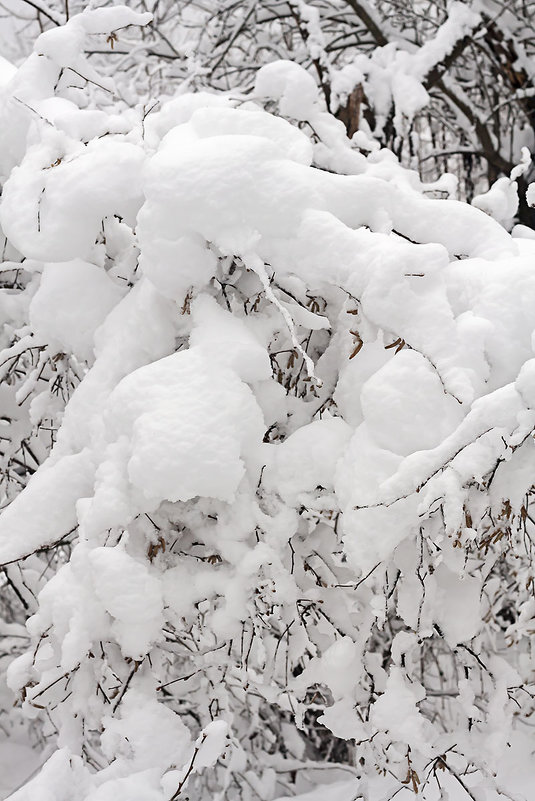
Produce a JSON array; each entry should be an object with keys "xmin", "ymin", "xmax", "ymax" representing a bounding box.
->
[{"xmin": 1, "ymin": 3, "xmax": 535, "ymax": 801}]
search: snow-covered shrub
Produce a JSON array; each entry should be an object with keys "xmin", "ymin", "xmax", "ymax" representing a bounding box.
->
[
  {"xmin": 6, "ymin": 0, "xmax": 535, "ymax": 221},
  {"xmin": 1, "ymin": 7, "xmax": 535, "ymax": 801}
]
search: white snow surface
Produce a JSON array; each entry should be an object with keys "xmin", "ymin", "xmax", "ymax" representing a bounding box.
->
[
  {"xmin": 1, "ymin": 19, "xmax": 535, "ymax": 801},
  {"xmin": 29, "ymin": 260, "xmax": 125, "ymax": 361}
]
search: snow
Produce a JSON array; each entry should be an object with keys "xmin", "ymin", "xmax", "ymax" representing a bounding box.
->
[
  {"xmin": 194, "ymin": 720, "xmax": 229, "ymax": 769},
  {"xmin": 360, "ymin": 349, "xmax": 464, "ymax": 456},
  {"xmin": 189, "ymin": 294, "xmax": 272, "ymax": 382},
  {"xmin": 0, "ymin": 451, "xmax": 94, "ymax": 564},
  {"xmin": 472, "ymin": 176, "xmax": 519, "ymax": 227},
  {"xmin": 294, "ymin": 637, "xmax": 364, "ymax": 702},
  {"xmin": 100, "ymin": 688, "xmax": 191, "ymax": 772},
  {"xmin": 255, "ymin": 60, "xmax": 320, "ymax": 121},
  {"xmin": 102, "ymin": 344, "xmax": 265, "ymax": 506},
  {"xmin": 409, "ymin": 3, "xmax": 481, "ymax": 81},
  {"xmin": 0, "ymin": 741, "xmax": 43, "ymax": 800},
  {"xmin": 489, "ymin": 436, "xmax": 535, "ymax": 514},
  {"xmin": 432, "ymin": 563, "xmax": 482, "ymax": 647},
  {"xmin": 329, "ymin": 2, "xmax": 481, "ymax": 136},
  {"xmin": 129, "ymin": 374, "xmax": 247, "ymax": 503},
  {"xmin": 186, "ymin": 106, "xmax": 314, "ymax": 165},
  {"xmin": 7, "ymin": 750, "xmax": 90, "ymax": 801},
  {"xmin": 89, "ymin": 547, "xmax": 164, "ymax": 660},
  {"xmin": 0, "ymin": 138, "xmax": 145, "ymax": 262},
  {"xmin": 0, "ymin": 55, "xmax": 16, "ymax": 86},
  {"xmin": 34, "ymin": 6, "xmax": 152, "ymax": 68},
  {"xmin": 1, "ymin": 7, "xmax": 535, "ymax": 801},
  {"xmin": 53, "ymin": 278, "xmax": 177, "ymax": 456},
  {"xmin": 29, "ymin": 260, "xmax": 125, "ymax": 362},
  {"xmin": 526, "ymin": 181, "xmax": 535, "ymax": 209},
  {"xmin": 370, "ymin": 667, "xmax": 431, "ymax": 755},
  {"xmin": 266, "ymin": 417, "xmax": 353, "ymax": 502}
]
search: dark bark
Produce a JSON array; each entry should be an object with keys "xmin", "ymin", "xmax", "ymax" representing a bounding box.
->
[{"xmin": 336, "ymin": 84, "xmax": 365, "ymax": 138}]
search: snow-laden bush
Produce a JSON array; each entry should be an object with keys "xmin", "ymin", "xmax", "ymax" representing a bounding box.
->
[
  {"xmin": 1, "ymin": 7, "xmax": 535, "ymax": 801},
  {"xmin": 7, "ymin": 0, "xmax": 535, "ymax": 223}
]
